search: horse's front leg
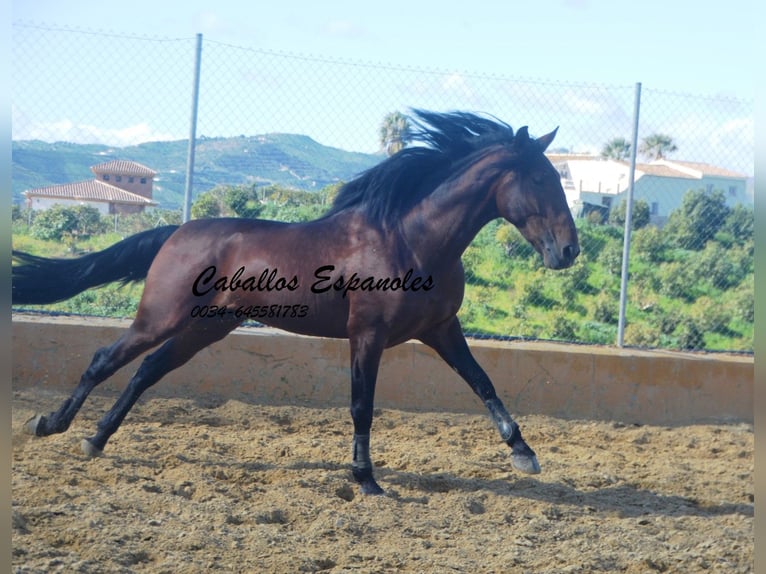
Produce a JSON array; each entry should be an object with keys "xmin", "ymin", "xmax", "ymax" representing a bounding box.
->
[
  {"xmin": 419, "ymin": 317, "xmax": 541, "ymax": 474},
  {"xmin": 348, "ymin": 327, "xmax": 387, "ymax": 495}
]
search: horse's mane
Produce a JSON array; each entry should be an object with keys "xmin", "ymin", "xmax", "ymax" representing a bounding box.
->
[{"xmin": 325, "ymin": 109, "xmax": 518, "ymax": 227}]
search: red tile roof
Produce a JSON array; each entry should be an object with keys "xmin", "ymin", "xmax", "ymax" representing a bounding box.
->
[
  {"xmin": 24, "ymin": 180, "xmax": 156, "ymax": 206},
  {"xmin": 548, "ymin": 153, "xmax": 747, "ymax": 181},
  {"xmin": 656, "ymin": 160, "xmax": 747, "ymax": 179},
  {"xmin": 634, "ymin": 163, "xmax": 697, "ymax": 179},
  {"xmin": 90, "ymin": 160, "xmax": 157, "ymax": 177}
]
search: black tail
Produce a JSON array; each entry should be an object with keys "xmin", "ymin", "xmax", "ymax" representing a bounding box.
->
[{"xmin": 12, "ymin": 225, "xmax": 180, "ymax": 305}]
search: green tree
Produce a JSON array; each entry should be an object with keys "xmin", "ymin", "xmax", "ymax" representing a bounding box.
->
[
  {"xmin": 75, "ymin": 205, "xmax": 107, "ymax": 237},
  {"xmin": 191, "ymin": 191, "xmax": 222, "ymax": 219},
  {"xmin": 638, "ymin": 133, "xmax": 677, "ymax": 160},
  {"xmin": 608, "ymin": 198, "xmax": 650, "ymax": 229},
  {"xmin": 674, "ymin": 317, "xmax": 705, "ymax": 350},
  {"xmin": 379, "ymin": 111, "xmax": 413, "ymax": 156},
  {"xmin": 632, "ymin": 225, "xmax": 669, "ymax": 263},
  {"xmin": 600, "ymin": 137, "xmax": 631, "ymax": 161},
  {"xmin": 597, "ymin": 241, "xmax": 624, "ymax": 276},
  {"xmin": 495, "ymin": 223, "xmax": 536, "ymax": 260},
  {"xmin": 664, "ymin": 188, "xmax": 730, "ymax": 250},
  {"xmin": 262, "ymin": 184, "xmax": 323, "ymax": 207},
  {"xmin": 692, "ymin": 241, "xmax": 751, "ymax": 290},
  {"xmin": 31, "ymin": 204, "xmax": 106, "ymax": 241},
  {"xmin": 720, "ymin": 203, "xmax": 754, "ymax": 243},
  {"xmin": 224, "ymin": 186, "xmax": 262, "ymax": 218},
  {"xmin": 320, "ymin": 181, "xmax": 344, "ymax": 206}
]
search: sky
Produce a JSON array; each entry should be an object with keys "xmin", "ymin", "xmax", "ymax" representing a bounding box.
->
[
  {"xmin": 11, "ymin": 0, "xmax": 756, "ymax": 173},
  {"xmin": 13, "ymin": 0, "xmax": 755, "ymax": 99}
]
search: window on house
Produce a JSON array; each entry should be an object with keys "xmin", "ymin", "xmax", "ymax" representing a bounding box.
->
[
  {"xmin": 128, "ymin": 176, "xmax": 135, "ymax": 183},
  {"xmin": 103, "ymin": 174, "xmax": 110, "ymax": 181},
  {"xmin": 140, "ymin": 177, "xmax": 147, "ymax": 184},
  {"xmin": 651, "ymin": 202, "xmax": 659, "ymax": 215},
  {"xmin": 705, "ymin": 183, "xmax": 714, "ymax": 193},
  {"xmin": 729, "ymin": 185, "xmax": 737, "ymax": 197},
  {"xmin": 115, "ymin": 175, "xmax": 122, "ymax": 182},
  {"xmin": 601, "ymin": 196, "xmax": 612, "ymax": 208}
]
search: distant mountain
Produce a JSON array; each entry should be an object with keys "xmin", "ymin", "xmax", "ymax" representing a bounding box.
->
[{"xmin": 12, "ymin": 134, "xmax": 384, "ymax": 210}]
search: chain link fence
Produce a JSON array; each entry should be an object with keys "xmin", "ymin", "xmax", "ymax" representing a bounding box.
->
[{"xmin": 11, "ymin": 22, "xmax": 754, "ymax": 353}]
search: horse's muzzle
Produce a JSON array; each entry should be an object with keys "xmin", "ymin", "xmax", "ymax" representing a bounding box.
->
[{"xmin": 543, "ymin": 241, "xmax": 580, "ymax": 270}]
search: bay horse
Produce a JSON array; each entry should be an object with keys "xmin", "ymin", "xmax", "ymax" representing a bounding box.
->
[{"xmin": 12, "ymin": 110, "xmax": 579, "ymax": 495}]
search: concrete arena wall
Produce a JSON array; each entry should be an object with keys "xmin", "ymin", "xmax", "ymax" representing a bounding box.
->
[{"xmin": 11, "ymin": 315, "xmax": 753, "ymax": 425}]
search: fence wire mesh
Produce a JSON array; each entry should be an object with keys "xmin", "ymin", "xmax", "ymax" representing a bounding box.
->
[{"xmin": 11, "ymin": 22, "xmax": 754, "ymax": 353}]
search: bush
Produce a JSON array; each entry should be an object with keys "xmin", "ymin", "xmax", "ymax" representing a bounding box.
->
[
  {"xmin": 592, "ymin": 294, "xmax": 618, "ymax": 324},
  {"xmin": 624, "ymin": 322, "xmax": 662, "ymax": 348},
  {"xmin": 665, "ymin": 188, "xmax": 730, "ymax": 250},
  {"xmin": 579, "ymin": 321, "xmax": 617, "ymax": 345},
  {"xmin": 632, "ymin": 225, "xmax": 668, "ymax": 263},
  {"xmin": 692, "ymin": 242, "xmax": 750, "ymax": 290},
  {"xmin": 729, "ymin": 282, "xmax": 754, "ymax": 323},
  {"xmin": 191, "ymin": 191, "xmax": 222, "ymax": 219},
  {"xmin": 495, "ymin": 224, "xmax": 536, "ymax": 260},
  {"xmin": 657, "ymin": 261, "xmax": 699, "ymax": 302},
  {"xmin": 550, "ymin": 314, "xmax": 577, "ymax": 341},
  {"xmin": 30, "ymin": 204, "xmax": 107, "ymax": 242},
  {"xmin": 609, "ymin": 198, "xmax": 650, "ymax": 229},
  {"xmin": 597, "ymin": 242, "xmax": 623, "ymax": 276},
  {"xmin": 652, "ymin": 310, "xmax": 680, "ymax": 336},
  {"xmin": 224, "ymin": 186, "xmax": 262, "ymax": 218},
  {"xmin": 520, "ymin": 275, "xmax": 557, "ymax": 308},
  {"xmin": 690, "ymin": 296, "xmax": 733, "ymax": 334},
  {"xmin": 559, "ymin": 262, "xmax": 594, "ymax": 295},
  {"xmin": 674, "ymin": 318, "xmax": 706, "ymax": 350}
]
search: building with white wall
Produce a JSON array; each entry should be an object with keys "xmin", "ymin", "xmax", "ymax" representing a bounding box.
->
[
  {"xmin": 547, "ymin": 154, "xmax": 750, "ymax": 225},
  {"xmin": 24, "ymin": 160, "xmax": 157, "ymax": 215}
]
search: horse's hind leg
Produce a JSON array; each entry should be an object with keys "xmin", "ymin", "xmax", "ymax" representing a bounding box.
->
[
  {"xmin": 25, "ymin": 326, "xmax": 163, "ymax": 438},
  {"xmin": 81, "ymin": 322, "xmax": 236, "ymax": 457},
  {"xmin": 419, "ymin": 317, "xmax": 541, "ymax": 474}
]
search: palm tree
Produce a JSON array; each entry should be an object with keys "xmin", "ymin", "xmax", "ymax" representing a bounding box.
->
[
  {"xmin": 639, "ymin": 133, "xmax": 677, "ymax": 161},
  {"xmin": 600, "ymin": 137, "xmax": 631, "ymax": 161},
  {"xmin": 379, "ymin": 111, "xmax": 413, "ymax": 156}
]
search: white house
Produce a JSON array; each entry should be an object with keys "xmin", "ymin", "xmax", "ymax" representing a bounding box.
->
[
  {"xmin": 547, "ymin": 154, "xmax": 750, "ymax": 225},
  {"xmin": 24, "ymin": 160, "xmax": 157, "ymax": 215}
]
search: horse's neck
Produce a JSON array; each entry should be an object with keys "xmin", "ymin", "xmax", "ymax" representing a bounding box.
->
[{"xmin": 400, "ymin": 173, "xmax": 499, "ymax": 265}]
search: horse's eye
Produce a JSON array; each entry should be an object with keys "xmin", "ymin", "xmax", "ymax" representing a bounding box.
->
[{"xmin": 531, "ymin": 174, "xmax": 545, "ymax": 186}]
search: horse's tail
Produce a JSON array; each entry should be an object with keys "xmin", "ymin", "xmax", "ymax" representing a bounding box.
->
[{"xmin": 12, "ymin": 225, "xmax": 180, "ymax": 305}]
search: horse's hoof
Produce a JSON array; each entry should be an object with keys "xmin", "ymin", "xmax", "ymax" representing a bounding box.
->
[
  {"xmin": 359, "ymin": 479, "xmax": 386, "ymax": 496},
  {"xmin": 24, "ymin": 415, "xmax": 44, "ymax": 436},
  {"xmin": 81, "ymin": 438, "xmax": 103, "ymax": 458},
  {"xmin": 512, "ymin": 453, "xmax": 541, "ymax": 474}
]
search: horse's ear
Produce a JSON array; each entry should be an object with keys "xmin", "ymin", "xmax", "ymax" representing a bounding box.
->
[
  {"xmin": 536, "ymin": 127, "xmax": 559, "ymax": 152},
  {"xmin": 514, "ymin": 126, "xmax": 530, "ymax": 148}
]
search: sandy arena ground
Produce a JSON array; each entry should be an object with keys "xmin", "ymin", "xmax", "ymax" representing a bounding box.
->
[{"xmin": 12, "ymin": 387, "xmax": 753, "ymax": 573}]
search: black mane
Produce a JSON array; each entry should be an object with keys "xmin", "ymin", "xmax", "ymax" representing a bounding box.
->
[{"xmin": 326, "ymin": 109, "xmax": 517, "ymax": 227}]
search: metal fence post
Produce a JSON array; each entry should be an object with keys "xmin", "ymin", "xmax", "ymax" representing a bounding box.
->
[
  {"xmin": 182, "ymin": 33, "xmax": 203, "ymax": 223},
  {"xmin": 616, "ymin": 82, "xmax": 642, "ymax": 347}
]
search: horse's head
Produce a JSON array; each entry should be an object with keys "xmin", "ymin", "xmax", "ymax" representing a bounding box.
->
[{"xmin": 494, "ymin": 127, "xmax": 579, "ymax": 270}]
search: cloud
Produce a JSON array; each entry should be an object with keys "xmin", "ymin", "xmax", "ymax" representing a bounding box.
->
[
  {"xmin": 12, "ymin": 108, "xmax": 179, "ymax": 145},
  {"xmin": 708, "ymin": 116, "xmax": 754, "ymax": 174},
  {"xmin": 323, "ymin": 19, "xmax": 367, "ymax": 39},
  {"xmin": 195, "ymin": 11, "xmax": 231, "ymax": 35},
  {"xmin": 442, "ymin": 73, "xmax": 475, "ymax": 99},
  {"xmin": 562, "ymin": 0, "xmax": 589, "ymax": 8},
  {"xmin": 710, "ymin": 116, "xmax": 753, "ymax": 150}
]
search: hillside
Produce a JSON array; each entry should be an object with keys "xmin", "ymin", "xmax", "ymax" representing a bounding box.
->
[{"xmin": 12, "ymin": 135, "xmax": 383, "ymax": 210}]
